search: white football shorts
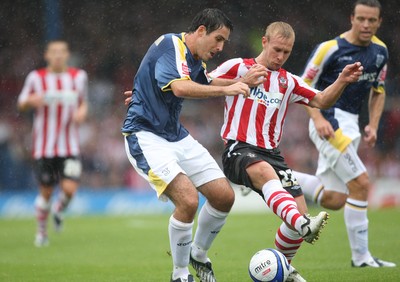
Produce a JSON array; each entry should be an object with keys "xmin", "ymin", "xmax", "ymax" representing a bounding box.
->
[
  {"xmin": 124, "ymin": 131, "xmax": 225, "ymax": 201},
  {"xmin": 309, "ymin": 108, "xmax": 367, "ymax": 193}
]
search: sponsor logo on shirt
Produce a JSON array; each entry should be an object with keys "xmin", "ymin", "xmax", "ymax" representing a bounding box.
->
[
  {"xmin": 304, "ymin": 65, "xmax": 319, "ymax": 80},
  {"xmin": 338, "ymin": 56, "xmax": 353, "ymax": 62},
  {"xmin": 358, "ymin": 72, "xmax": 377, "ymax": 82},
  {"xmin": 182, "ymin": 63, "xmax": 190, "ymax": 75},
  {"xmin": 249, "ymin": 87, "xmax": 283, "ymax": 108}
]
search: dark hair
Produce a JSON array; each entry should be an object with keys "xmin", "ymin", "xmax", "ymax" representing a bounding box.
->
[
  {"xmin": 187, "ymin": 8, "xmax": 233, "ymax": 34},
  {"xmin": 352, "ymin": 0, "xmax": 382, "ymax": 17},
  {"xmin": 45, "ymin": 39, "xmax": 69, "ymax": 51}
]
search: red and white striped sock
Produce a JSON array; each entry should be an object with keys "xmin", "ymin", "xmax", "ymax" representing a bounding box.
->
[
  {"xmin": 274, "ymin": 222, "xmax": 303, "ymax": 263},
  {"xmin": 54, "ymin": 191, "xmax": 71, "ymax": 214},
  {"xmin": 35, "ymin": 195, "xmax": 51, "ymax": 236},
  {"xmin": 262, "ymin": 179, "xmax": 305, "ymax": 233}
]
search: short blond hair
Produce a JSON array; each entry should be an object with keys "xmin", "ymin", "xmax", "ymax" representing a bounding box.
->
[{"xmin": 265, "ymin": 22, "xmax": 295, "ymax": 41}]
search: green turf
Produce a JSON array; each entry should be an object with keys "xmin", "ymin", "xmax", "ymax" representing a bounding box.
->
[{"xmin": 0, "ymin": 208, "xmax": 399, "ymax": 281}]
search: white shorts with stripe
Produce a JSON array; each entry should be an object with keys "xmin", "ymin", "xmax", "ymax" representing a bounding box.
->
[
  {"xmin": 309, "ymin": 108, "xmax": 366, "ymax": 194},
  {"xmin": 124, "ymin": 131, "xmax": 225, "ymax": 201}
]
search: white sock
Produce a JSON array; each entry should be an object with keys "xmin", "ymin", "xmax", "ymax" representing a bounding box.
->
[
  {"xmin": 293, "ymin": 170, "xmax": 324, "ymax": 204},
  {"xmin": 192, "ymin": 201, "xmax": 229, "ymax": 263},
  {"xmin": 344, "ymin": 198, "xmax": 370, "ymax": 262},
  {"xmin": 169, "ymin": 215, "xmax": 193, "ymax": 279},
  {"xmin": 274, "ymin": 222, "xmax": 303, "ymax": 264},
  {"xmin": 262, "ymin": 179, "xmax": 305, "ymax": 234},
  {"xmin": 35, "ymin": 195, "xmax": 51, "ymax": 236}
]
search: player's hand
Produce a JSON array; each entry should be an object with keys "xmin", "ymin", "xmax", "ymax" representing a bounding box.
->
[
  {"xmin": 363, "ymin": 124, "xmax": 377, "ymax": 147},
  {"xmin": 339, "ymin": 62, "xmax": 363, "ymax": 83},
  {"xmin": 124, "ymin": 91, "xmax": 132, "ymax": 105},
  {"xmin": 241, "ymin": 64, "xmax": 268, "ymax": 87},
  {"xmin": 224, "ymin": 82, "xmax": 250, "ymax": 98},
  {"xmin": 314, "ymin": 117, "xmax": 335, "ymax": 139},
  {"xmin": 73, "ymin": 110, "xmax": 86, "ymax": 124},
  {"xmin": 27, "ymin": 94, "xmax": 45, "ymax": 109}
]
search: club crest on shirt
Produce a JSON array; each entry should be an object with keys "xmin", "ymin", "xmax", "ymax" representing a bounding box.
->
[
  {"xmin": 278, "ymin": 76, "xmax": 288, "ymax": 88},
  {"xmin": 375, "ymin": 54, "xmax": 384, "ymax": 68}
]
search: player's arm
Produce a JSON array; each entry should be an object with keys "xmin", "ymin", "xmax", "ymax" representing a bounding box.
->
[
  {"xmin": 17, "ymin": 72, "xmax": 44, "ymax": 112},
  {"xmin": 308, "ymin": 62, "xmax": 363, "ymax": 109},
  {"xmin": 210, "ymin": 64, "xmax": 267, "ymax": 87},
  {"xmin": 18, "ymin": 94, "xmax": 45, "ymax": 112},
  {"xmin": 170, "ymin": 79, "xmax": 250, "ymax": 99},
  {"xmin": 73, "ymin": 100, "xmax": 88, "ymax": 124},
  {"xmin": 364, "ymin": 88, "xmax": 385, "ymax": 147},
  {"xmin": 304, "ymin": 106, "xmax": 335, "ymax": 139},
  {"xmin": 301, "ymin": 40, "xmax": 338, "ymax": 139},
  {"xmin": 73, "ymin": 71, "xmax": 89, "ymax": 124}
]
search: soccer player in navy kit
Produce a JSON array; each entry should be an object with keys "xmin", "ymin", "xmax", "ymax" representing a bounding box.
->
[
  {"xmin": 122, "ymin": 9, "xmax": 267, "ymax": 282},
  {"xmin": 294, "ymin": 0, "xmax": 396, "ymax": 268}
]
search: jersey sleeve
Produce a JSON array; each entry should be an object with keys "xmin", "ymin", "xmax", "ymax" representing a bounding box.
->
[
  {"xmin": 155, "ymin": 35, "xmax": 191, "ymax": 92},
  {"xmin": 290, "ymin": 74, "xmax": 319, "ymax": 105},
  {"xmin": 17, "ymin": 71, "xmax": 37, "ymax": 105},
  {"xmin": 301, "ymin": 39, "xmax": 338, "ymax": 87},
  {"xmin": 209, "ymin": 58, "xmax": 245, "ymax": 79},
  {"xmin": 372, "ymin": 63, "xmax": 387, "ymax": 94},
  {"xmin": 77, "ymin": 70, "xmax": 88, "ymax": 103}
]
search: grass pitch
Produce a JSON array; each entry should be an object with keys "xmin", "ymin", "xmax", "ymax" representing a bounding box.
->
[{"xmin": 0, "ymin": 208, "xmax": 399, "ymax": 281}]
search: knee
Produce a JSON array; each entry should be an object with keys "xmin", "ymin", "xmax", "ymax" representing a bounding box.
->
[
  {"xmin": 321, "ymin": 193, "xmax": 347, "ymax": 210},
  {"xmin": 210, "ymin": 185, "xmax": 235, "ymax": 212},
  {"xmin": 180, "ymin": 196, "xmax": 199, "ymax": 217},
  {"xmin": 348, "ymin": 174, "xmax": 371, "ymax": 199}
]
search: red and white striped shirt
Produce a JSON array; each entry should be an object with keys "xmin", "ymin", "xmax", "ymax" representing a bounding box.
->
[
  {"xmin": 18, "ymin": 67, "xmax": 88, "ymax": 159},
  {"xmin": 210, "ymin": 58, "xmax": 318, "ymax": 149}
]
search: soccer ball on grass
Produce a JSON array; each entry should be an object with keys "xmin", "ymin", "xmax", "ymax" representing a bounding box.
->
[{"xmin": 248, "ymin": 248, "xmax": 290, "ymax": 282}]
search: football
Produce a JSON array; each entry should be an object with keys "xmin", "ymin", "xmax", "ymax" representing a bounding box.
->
[{"xmin": 248, "ymin": 248, "xmax": 290, "ymax": 282}]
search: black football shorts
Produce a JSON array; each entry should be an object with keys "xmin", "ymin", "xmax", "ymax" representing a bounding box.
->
[
  {"xmin": 222, "ymin": 140, "xmax": 303, "ymax": 198},
  {"xmin": 34, "ymin": 157, "xmax": 82, "ymax": 186}
]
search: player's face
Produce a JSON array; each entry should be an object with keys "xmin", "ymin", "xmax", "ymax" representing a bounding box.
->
[
  {"xmin": 196, "ymin": 26, "xmax": 230, "ymax": 61},
  {"xmin": 44, "ymin": 42, "xmax": 70, "ymax": 72},
  {"xmin": 262, "ymin": 35, "xmax": 294, "ymax": 71},
  {"xmin": 351, "ymin": 4, "xmax": 381, "ymax": 45}
]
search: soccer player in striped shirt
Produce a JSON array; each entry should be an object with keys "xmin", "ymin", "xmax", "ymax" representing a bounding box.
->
[
  {"xmin": 211, "ymin": 22, "xmax": 363, "ymax": 281},
  {"xmin": 294, "ymin": 0, "xmax": 395, "ymax": 268},
  {"xmin": 18, "ymin": 40, "xmax": 88, "ymax": 247}
]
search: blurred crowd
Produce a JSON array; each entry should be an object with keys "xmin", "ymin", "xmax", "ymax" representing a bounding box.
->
[{"xmin": 1, "ymin": 0, "xmax": 399, "ymax": 191}]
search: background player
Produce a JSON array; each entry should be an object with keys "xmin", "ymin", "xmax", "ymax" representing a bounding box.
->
[
  {"xmin": 18, "ymin": 40, "xmax": 88, "ymax": 247},
  {"xmin": 122, "ymin": 9, "xmax": 267, "ymax": 282},
  {"xmin": 210, "ymin": 22, "xmax": 363, "ymax": 281},
  {"xmin": 294, "ymin": 0, "xmax": 396, "ymax": 268}
]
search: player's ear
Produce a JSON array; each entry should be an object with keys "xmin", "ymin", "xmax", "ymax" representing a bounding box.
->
[
  {"xmin": 377, "ymin": 17, "xmax": 382, "ymax": 28},
  {"xmin": 197, "ymin": 25, "xmax": 207, "ymax": 37},
  {"xmin": 261, "ymin": 36, "xmax": 268, "ymax": 48}
]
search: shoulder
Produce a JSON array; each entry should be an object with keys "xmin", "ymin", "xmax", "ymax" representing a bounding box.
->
[
  {"xmin": 316, "ymin": 38, "xmax": 339, "ymax": 54},
  {"xmin": 155, "ymin": 33, "xmax": 184, "ymax": 50},
  {"xmin": 371, "ymin": 36, "xmax": 388, "ymax": 57},
  {"xmin": 25, "ymin": 68, "xmax": 43, "ymax": 81},
  {"xmin": 67, "ymin": 67, "xmax": 88, "ymax": 81},
  {"xmin": 309, "ymin": 38, "xmax": 339, "ymax": 64},
  {"xmin": 371, "ymin": 35, "xmax": 387, "ymax": 49},
  {"xmin": 211, "ymin": 58, "xmax": 247, "ymax": 79}
]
